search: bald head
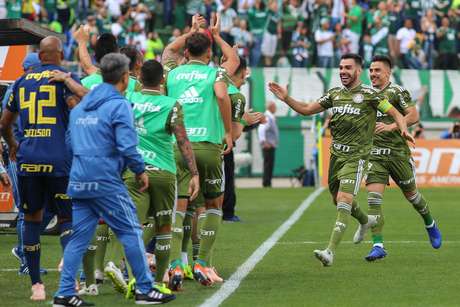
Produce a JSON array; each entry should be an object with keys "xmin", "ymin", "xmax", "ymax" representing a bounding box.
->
[
  {"xmin": 39, "ymin": 36, "xmax": 63, "ymax": 65},
  {"xmin": 267, "ymin": 101, "xmax": 276, "ymax": 114}
]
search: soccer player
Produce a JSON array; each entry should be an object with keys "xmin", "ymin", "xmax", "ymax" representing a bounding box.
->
[
  {"xmin": 53, "ymin": 53, "xmax": 175, "ymax": 306},
  {"xmin": 162, "ymin": 14, "xmax": 239, "ymax": 289},
  {"xmin": 268, "ymin": 53, "xmax": 415, "ymax": 266},
  {"xmin": 0, "ymin": 36, "xmax": 84, "ymax": 300},
  {"xmin": 353, "ymin": 55, "xmax": 442, "ymax": 261},
  {"xmin": 124, "ymin": 59, "xmax": 200, "ymax": 295}
]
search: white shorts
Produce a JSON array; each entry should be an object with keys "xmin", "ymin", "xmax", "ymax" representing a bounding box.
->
[{"xmin": 261, "ymin": 32, "xmax": 277, "ymax": 57}]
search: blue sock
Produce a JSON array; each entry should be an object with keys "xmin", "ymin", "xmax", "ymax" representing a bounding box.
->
[
  {"xmin": 146, "ymin": 237, "xmax": 156, "ymax": 254},
  {"xmin": 59, "ymin": 221, "xmax": 73, "ymax": 251},
  {"xmin": 23, "ymin": 220, "xmax": 42, "ymax": 284}
]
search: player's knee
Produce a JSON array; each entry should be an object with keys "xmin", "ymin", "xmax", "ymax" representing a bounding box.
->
[
  {"xmin": 336, "ymin": 192, "xmax": 353, "ymax": 205},
  {"xmin": 157, "ymin": 224, "xmax": 172, "ymax": 234},
  {"xmin": 176, "ymin": 198, "xmax": 189, "ymax": 212},
  {"xmin": 205, "ymin": 196, "xmax": 223, "ymax": 210},
  {"xmin": 368, "ymin": 191, "xmax": 383, "ymax": 206},
  {"xmin": 24, "ymin": 210, "xmax": 44, "ymax": 222}
]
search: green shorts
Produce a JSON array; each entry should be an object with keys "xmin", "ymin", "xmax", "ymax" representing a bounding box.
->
[
  {"xmin": 328, "ymin": 154, "xmax": 368, "ymax": 196},
  {"xmin": 125, "ymin": 168, "xmax": 176, "ymax": 227},
  {"xmin": 176, "ymin": 142, "xmax": 224, "ymax": 200},
  {"xmin": 366, "ymin": 157, "xmax": 417, "ymax": 192}
]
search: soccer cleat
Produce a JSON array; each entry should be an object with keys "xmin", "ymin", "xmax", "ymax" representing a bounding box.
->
[
  {"xmin": 206, "ymin": 267, "xmax": 223, "ymax": 283},
  {"xmin": 78, "ymin": 284, "xmax": 99, "ymax": 296},
  {"xmin": 53, "ymin": 295, "xmax": 94, "ymax": 307},
  {"xmin": 168, "ymin": 260, "xmax": 184, "ymax": 291},
  {"xmin": 11, "ymin": 246, "xmax": 24, "ymax": 262},
  {"xmin": 153, "ymin": 283, "xmax": 173, "ymax": 295},
  {"xmin": 353, "ymin": 215, "xmax": 378, "ymax": 244},
  {"xmin": 426, "ymin": 222, "xmax": 442, "ymax": 249},
  {"xmin": 18, "ymin": 264, "xmax": 48, "ymax": 276},
  {"xmin": 134, "ymin": 288, "xmax": 176, "ymax": 305},
  {"xmin": 183, "ymin": 264, "xmax": 194, "ymax": 280},
  {"xmin": 125, "ymin": 279, "xmax": 136, "ymax": 300},
  {"xmin": 365, "ymin": 246, "xmax": 387, "ymax": 262},
  {"xmin": 222, "ymin": 215, "xmax": 241, "ymax": 222},
  {"xmin": 95, "ymin": 269, "xmax": 104, "ymax": 284},
  {"xmin": 313, "ymin": 249, "xmax": 334, "ymax": 267},
  {"xmin": 105, "ymin": 261, "xmax": 128, "ymax": 294},
  {"xmin": 192, "ymin": 260, "xmax": 213, "ymax": 287},
  {"xmin": 30, "ymin": 283, "xmax": 46, "ymax": 301}
]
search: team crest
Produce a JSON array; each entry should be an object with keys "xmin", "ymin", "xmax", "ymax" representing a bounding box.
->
[{"xmin": 352, "ymin": 94, "xmax": 364, "ymax": 104}]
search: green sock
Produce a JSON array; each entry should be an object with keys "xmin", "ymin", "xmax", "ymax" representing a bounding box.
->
[
  {"xmin": 94, "ymin": 224, "xmax": 109, "ymax": 272},
  {"xmin": 327, "ymin": 202, "xmax": 351, "ymax": 253},
  {"xmin": 170, "ymin": 211, "xmax": 185, "ymax": 263},
  {"xmin": 182, "ymin": 213, "xmax": 192, "ymax": 254},
  {"xmin": 107, "ymin": 231, "xmax": 125, "ymax": 269},
  {"xmin": 351, "ymin": 200, "xmax": 368, "ymax": 225},
  {"xmin": 198, "ymin": 209, "xmax": 222, "ymax": 264},
  {"xmin": 155, "ymin": 233, "xmax": 172, "ymax": 283},
  {"xmin": 193, "ymin": 212, "xmax": 205, "ymax": 261},
  {"xmin": 408, "ymin": 191, "xmax": 434, "ymax": 226},
  {"xmin": 368, "ymin": 192, "xmax": 384, "ymax": 246},
  {"xmin": 82, "ymin": 244, "xmax": 96, "ymax": 285},
  {"xmin": 143, "ymin": 223, "xmax": 156, "ymax": 246}
]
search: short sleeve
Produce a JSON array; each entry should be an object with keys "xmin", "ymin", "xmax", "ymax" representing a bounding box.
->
[
  {"xmin": 6, "ymin": 81, "xmax": 20, "ymax": 113},
  {"xmin": 215, "ymin": 66, "xmax": 231, "ymax": 85},
  {"xmin": 231, "ymin": 93, "xmax": 246, "ymax": 122},
  {"xmin": 166, "ymin": 102, "xmax": 184, "ymax": 134},
  {"xmin": 398, "ymin": 89, "xmax": 416, "ymax": 109},
  {"xmin": 163, "ymin": 59, "xmax": 178, "ymax": 73},
  {"xmin": 318, "ymin": 91, "xmax": 333, "ymax": 109}
]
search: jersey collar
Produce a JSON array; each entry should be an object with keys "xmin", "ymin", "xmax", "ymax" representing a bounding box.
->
[
  {"xmin": 187, "ymin": 60, "xmax": 208, "ymax": 66},
  {"xmin": 141, "ymin": 89, "xmax": 162, "ymax": 96}
]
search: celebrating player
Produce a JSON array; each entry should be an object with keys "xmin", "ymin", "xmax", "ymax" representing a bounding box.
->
[
  {"xmin": 353, "ymin": 55, "xmax": 442, "ymax": 261},
  {"xmin": 269, "ymin": 53, "xmax": 415, "ymax": 266}
]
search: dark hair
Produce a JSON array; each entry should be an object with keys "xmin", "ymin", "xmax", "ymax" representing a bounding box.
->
[
  {"xmin": 235, "ymin": 56, "xmax": 247, "ymax": 75},
  {"xmin": 120, "ymin": 46, "xmax": 142, "ymax": 71},
  {"xmin": 372, "ymin": 54, "xmax": 393, "ymax": 69},
  {"xmin": 340, "ymin": 53, "xmax": 363, "ymax": 67},
  {"xmin": 141, "ymin": 60, "xmax": 163, "ymax": 87},
  {"xmin": 95, "ymin": 33, "xmax": 119, "ymax": 64},
  {"xmin": 185, "ymin": 33, "xmax": 211, "ymax": 57},
  {"xmin": 100, "ymin": 53, "xmax": 129, "ymax": 84}
]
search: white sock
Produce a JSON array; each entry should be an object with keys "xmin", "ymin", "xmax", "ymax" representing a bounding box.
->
[
  {"xmin": 373, "ymin": 243, "xmax": 384, "ymax": 248},
  {"xmin": 181, "ymin": 252, "xmax": 188, "ymax": 265}
]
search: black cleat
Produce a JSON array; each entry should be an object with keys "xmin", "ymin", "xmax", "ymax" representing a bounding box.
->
[
  {"xmin": 135, "ymin": 288, "xmax": 176, "ymax": 305},
  {"xmin": 53, "ymin": 295, "xmax": 94, "ymax": 307}
]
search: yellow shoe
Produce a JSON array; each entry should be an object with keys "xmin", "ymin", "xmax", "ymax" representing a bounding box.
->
[
  {"xmin": 153, "ymin": 283, "xmax": 172, "ymax": 295},
  {"xmin": 184, "ymin": 264, "xmax": 194, "ymax": 280},
  {"xmin": 125, "ymin": 278, "xmax": 136, "ymax": 299}
]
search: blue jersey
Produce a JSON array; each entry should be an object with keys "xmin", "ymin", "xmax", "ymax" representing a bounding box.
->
[{"xmin": 7, "ymin": 64, "xmax": 80, "ymax": 177}]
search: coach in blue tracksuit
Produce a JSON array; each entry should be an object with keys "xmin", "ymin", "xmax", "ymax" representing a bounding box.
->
[{"xmin": 54, "ymin": 53, "xmax": 175, "ymax": 306}]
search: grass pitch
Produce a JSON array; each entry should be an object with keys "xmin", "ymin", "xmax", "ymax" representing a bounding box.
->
[{"xmin": 0, "ymin": 187, "xmax": 458, "ymax": 306}]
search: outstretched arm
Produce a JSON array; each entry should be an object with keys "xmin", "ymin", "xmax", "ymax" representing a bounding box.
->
[
  {"xmin": 211, "ymin": 14, "xmax": 240, "ymax": 76},
  {"xmin": 74, "ymin": 26, "xmax": 98, "ymax": 75},
  {"xmin": 268, "ymin": 82, "xmax": 325, "ymax": 116}
]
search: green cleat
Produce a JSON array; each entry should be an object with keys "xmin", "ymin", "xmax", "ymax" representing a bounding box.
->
[
  {"xmin": 184, "ymin": 264, "xmax": 194, "ymax": 280},
  {"xmin": 125, "ymin": 278, "xmax": 136, "ymax": 300},
  {"xmin": 153, "ymin": 283, "xmax": 172, "ymax": 295}
]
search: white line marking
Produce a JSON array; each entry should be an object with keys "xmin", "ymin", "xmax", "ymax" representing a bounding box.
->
[
  {"xmin": 275, "ymin": 240, "xmax": 459, "ymax": 245},
  {"xmin": 200, "ymin": 187, "xmax": 325, "ymax": 307},
  {"xmin": 0, "ymin": 268, "xmax": 59, "ymax": 272}
]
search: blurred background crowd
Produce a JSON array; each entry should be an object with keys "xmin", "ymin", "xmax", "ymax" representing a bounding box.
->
[{"xmin": 0, "ymin": 0, "xmax": 459, "ymax": 69}]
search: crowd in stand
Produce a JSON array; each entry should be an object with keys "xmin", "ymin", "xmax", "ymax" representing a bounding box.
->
[{"xmin": 1, "ymin": 0, "xmax": 459, "ymax": 69}]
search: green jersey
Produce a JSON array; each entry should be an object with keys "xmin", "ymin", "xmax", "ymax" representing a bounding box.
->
[
  {"xmin": 348, "ymin": 5, "xmax": 364, "ymax": 35},
  {"xmin": 81, "ymin": 73, "xmax": 140, "ymax": 93},
  {"xmin": 372, "ymin": 83, "xmax": 414, "ymax": 160},
  {"xmin": 228, "ymin": 84, "xmax": 246, "ymax": 122},
  {"xmin": 370, "ymin": 26, "xmax": 389, "ymax": 55},
  {"xmin": 166, "ymin": 60, "xmax": 229, "ymax": 144},
  {"xmin": 318, "ymin": 84, "xmax": 393, "ymax": 158},
  {"xmin": 248, "ymin": 8, "xmax": 268, "ymax": 35},
  {"xmin": 127, "ymin": 90, "xmax": 183, "ymax": 174},
  {"xmin": 437, "ymin": 27, "xmax": 457, "ymax": 53}
]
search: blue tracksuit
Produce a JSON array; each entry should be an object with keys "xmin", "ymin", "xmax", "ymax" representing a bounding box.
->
[{"xmin": 56, "ymin": 83, "xmax": 153, "ymax": 297}]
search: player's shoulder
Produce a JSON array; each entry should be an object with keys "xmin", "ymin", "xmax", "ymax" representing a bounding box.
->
[
  {"xmin": 387, "ymin": 83, "xmax": 410, "ymax": 95},
  {"xmin": 360, "ymin": 83, "xmax": 379, "ymax": 95},
  {"xmin": 326, "ymin": 86, "xmax": 342, "ymax": 95}
]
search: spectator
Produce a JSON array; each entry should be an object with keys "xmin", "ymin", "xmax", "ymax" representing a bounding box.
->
[
  {"xmin": 203, "ymin": 0, "xmax": 218, "ymax": 25},
  {"xmin": 247, "ymin": 0, "xmax": 268, "ymax": 66},
  {"xmin": 261, "ymin": 0, "xmax": 280, "ymax": 67},
  {"xmin": 434, "ymin": 0, "xmax": 451, "ymax": 20},
  {"xmin": 331, "ymin": 0, "xmax": 346, "ymax": 28},
  {"xmin": 413, "ymin": 123, "xmax": 426, "ymax": 139},
  {"xmin": 370, "ymin": 16, "xmax": 389, "ymax": 56},
  {"xmin": 280, "ymin": 0, "xmax": 298, "ymax": 54},
  {"xmin": 127, "ymin": 22, "xmax": 147, "ymax": 52},
  {"xmin": 145, "ymin": 32, "xmax": 164, "ymax": 61},
  {"xmin": 315, "ymin": 18, "xmax": 335, "ymax": 68},
  {"xmin": 291, "ymin": 22, "xmax": 311, "ymax": 67},
  {"xmin": 436, "ymin": 17, "xmax": 458, "ymax": 69},
  {"xmin": 396, "ymin": 19, "xmax": 417, "ymax": 68},
  {"xmin": 421, "ymin": 9, "xmax": 437, "ymax": 68},
  {"xmin": 333, "ymin": 22, "xmax": 352, "ymax": 66},
  {"xmin": 143, "ymin": 0, "xmax": 156, "ymax": 34},
  {"xmin": 105, "ymin": 0, "xmax": 124, "ymax": 19},
  {"xmin": 0, "ymin": 0, "xmax": 5, "ymax": 19},
  {"xmin": 258, "ymin": 102, "xmax": 279, "ymax": 188},
  {"xmin": 344, "ymin": 0, "xmax": 364, "ymax": 54},
  {"xmin": 220, "ymin": 0, "xmax": 238, "ymax": 45},
  {"xmin": 388, "ymin": 1, "xmax": 404, "ymax": 63},
  {"xmin": 440, "ymin": 122, "xmax": 460, "ymax": 139},
  {"xmin": 363, "ymin": 34, "xmax": 373, "ymax": 67},
  {"xmin": 231, "ymin": 19, "xmax": 252, "ymax": 61},
  {"xmin": 168, "ymin": 28, "xmax": 182, "ymax": 44},
  {"xmin": 404, "ymin": 0, "xmax": 423, "ymax": 31},
  {"xmin": 43, "ymin": 0, "xmax": 56, "ymax": 22}
]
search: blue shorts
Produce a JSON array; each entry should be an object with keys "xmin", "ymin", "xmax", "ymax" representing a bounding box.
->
[{"xmin": 18, "ymin": 176, "xmax": 72, "ymax": 220}]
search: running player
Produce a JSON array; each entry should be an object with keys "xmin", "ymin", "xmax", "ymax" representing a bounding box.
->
[
  {"xmin": 124, "ymin": 59, "xmax": 200, "ymax": 295},
  {"xmin": 353, "ymin": 55, "xmax": 442, "ymax": 261},
  {"xmin": 162, "ymin": 14, "xmax": 239, "ymax": 289},
  {"xmin": 268, "ymin": 53, "xmax": 415, "ymax": 266},
  {"xmin": 0, "ymin": 36, "xmax": 85, "ymax": 300}
]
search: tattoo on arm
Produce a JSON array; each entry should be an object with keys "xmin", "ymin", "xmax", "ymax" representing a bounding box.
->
[{"xmin": 174, "ymin": 123, "xmax": 198, "ymax": 176}]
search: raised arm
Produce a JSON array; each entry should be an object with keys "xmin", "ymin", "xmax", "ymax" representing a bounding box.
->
[
  {"xmin": 211, "ymin": 14, "xmax": 240, "ymax": 75},
  {"xmin": 268, "ymin": 82, "xmax": 325, "ymax": 116},
  {"xmin": 74, "ymin": 26, "xmax": 98, "ymax": 75}
]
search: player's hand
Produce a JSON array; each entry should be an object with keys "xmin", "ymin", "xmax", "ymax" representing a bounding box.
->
[
  {"xmin": 401, "ymin": 129, "xmax": 415, "ymax": 147},
  {"xmin": 210, "ymin": 13, "xmax": 221, "ymax": 37},
  {"xmin": 0, "ymin": 172, "xmax": 11, "ymax": 187},
  {"xmin": 49, "ymin": 70, "xmax": 71, "ymax": 83},
  {"xmin": 188, "ymin": 174, "xmax": 200, "ymax": 201},
  {"xmin": 223, "ymin": 132, "xmax": 233, "ymax": 155},
  {"xmin": 136, "ymin": 172, "xmax": 149, "ymax": 192},
  {"xmin": 243, "ymin": 110, "xmax": 266, "ymax": 125},
  {"xmin": 268, "ymin": 82, "xmax": 289, "ymax": 102},
  {"xmin": 375, "ymin": 122, "xmax": 396, "ymax": 134},
  {"xmin": 73, "ymin": 25, "xmax": 90, "ymax": 44}
]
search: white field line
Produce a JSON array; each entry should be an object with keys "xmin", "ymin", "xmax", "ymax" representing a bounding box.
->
[
  {"xmin": 200, "ymin": 187, "xmax": 325, "ymax": 307},
  {"xmin": 0, "ymin": 268, "xmax": 59, "ymax": 272},
  {"xmin": 275, "ymin": 240, "xmax": 460, "ymax": 245}
]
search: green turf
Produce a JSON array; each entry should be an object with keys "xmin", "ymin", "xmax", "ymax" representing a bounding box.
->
[{"xmin": 0, "ymin": 188, "xmax": 458, "ymax": 306}]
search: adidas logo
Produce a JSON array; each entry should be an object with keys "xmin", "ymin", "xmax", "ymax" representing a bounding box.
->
[{"xmin": 178, "ymin": 87, "xmax": 204, "ymax": 104}]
